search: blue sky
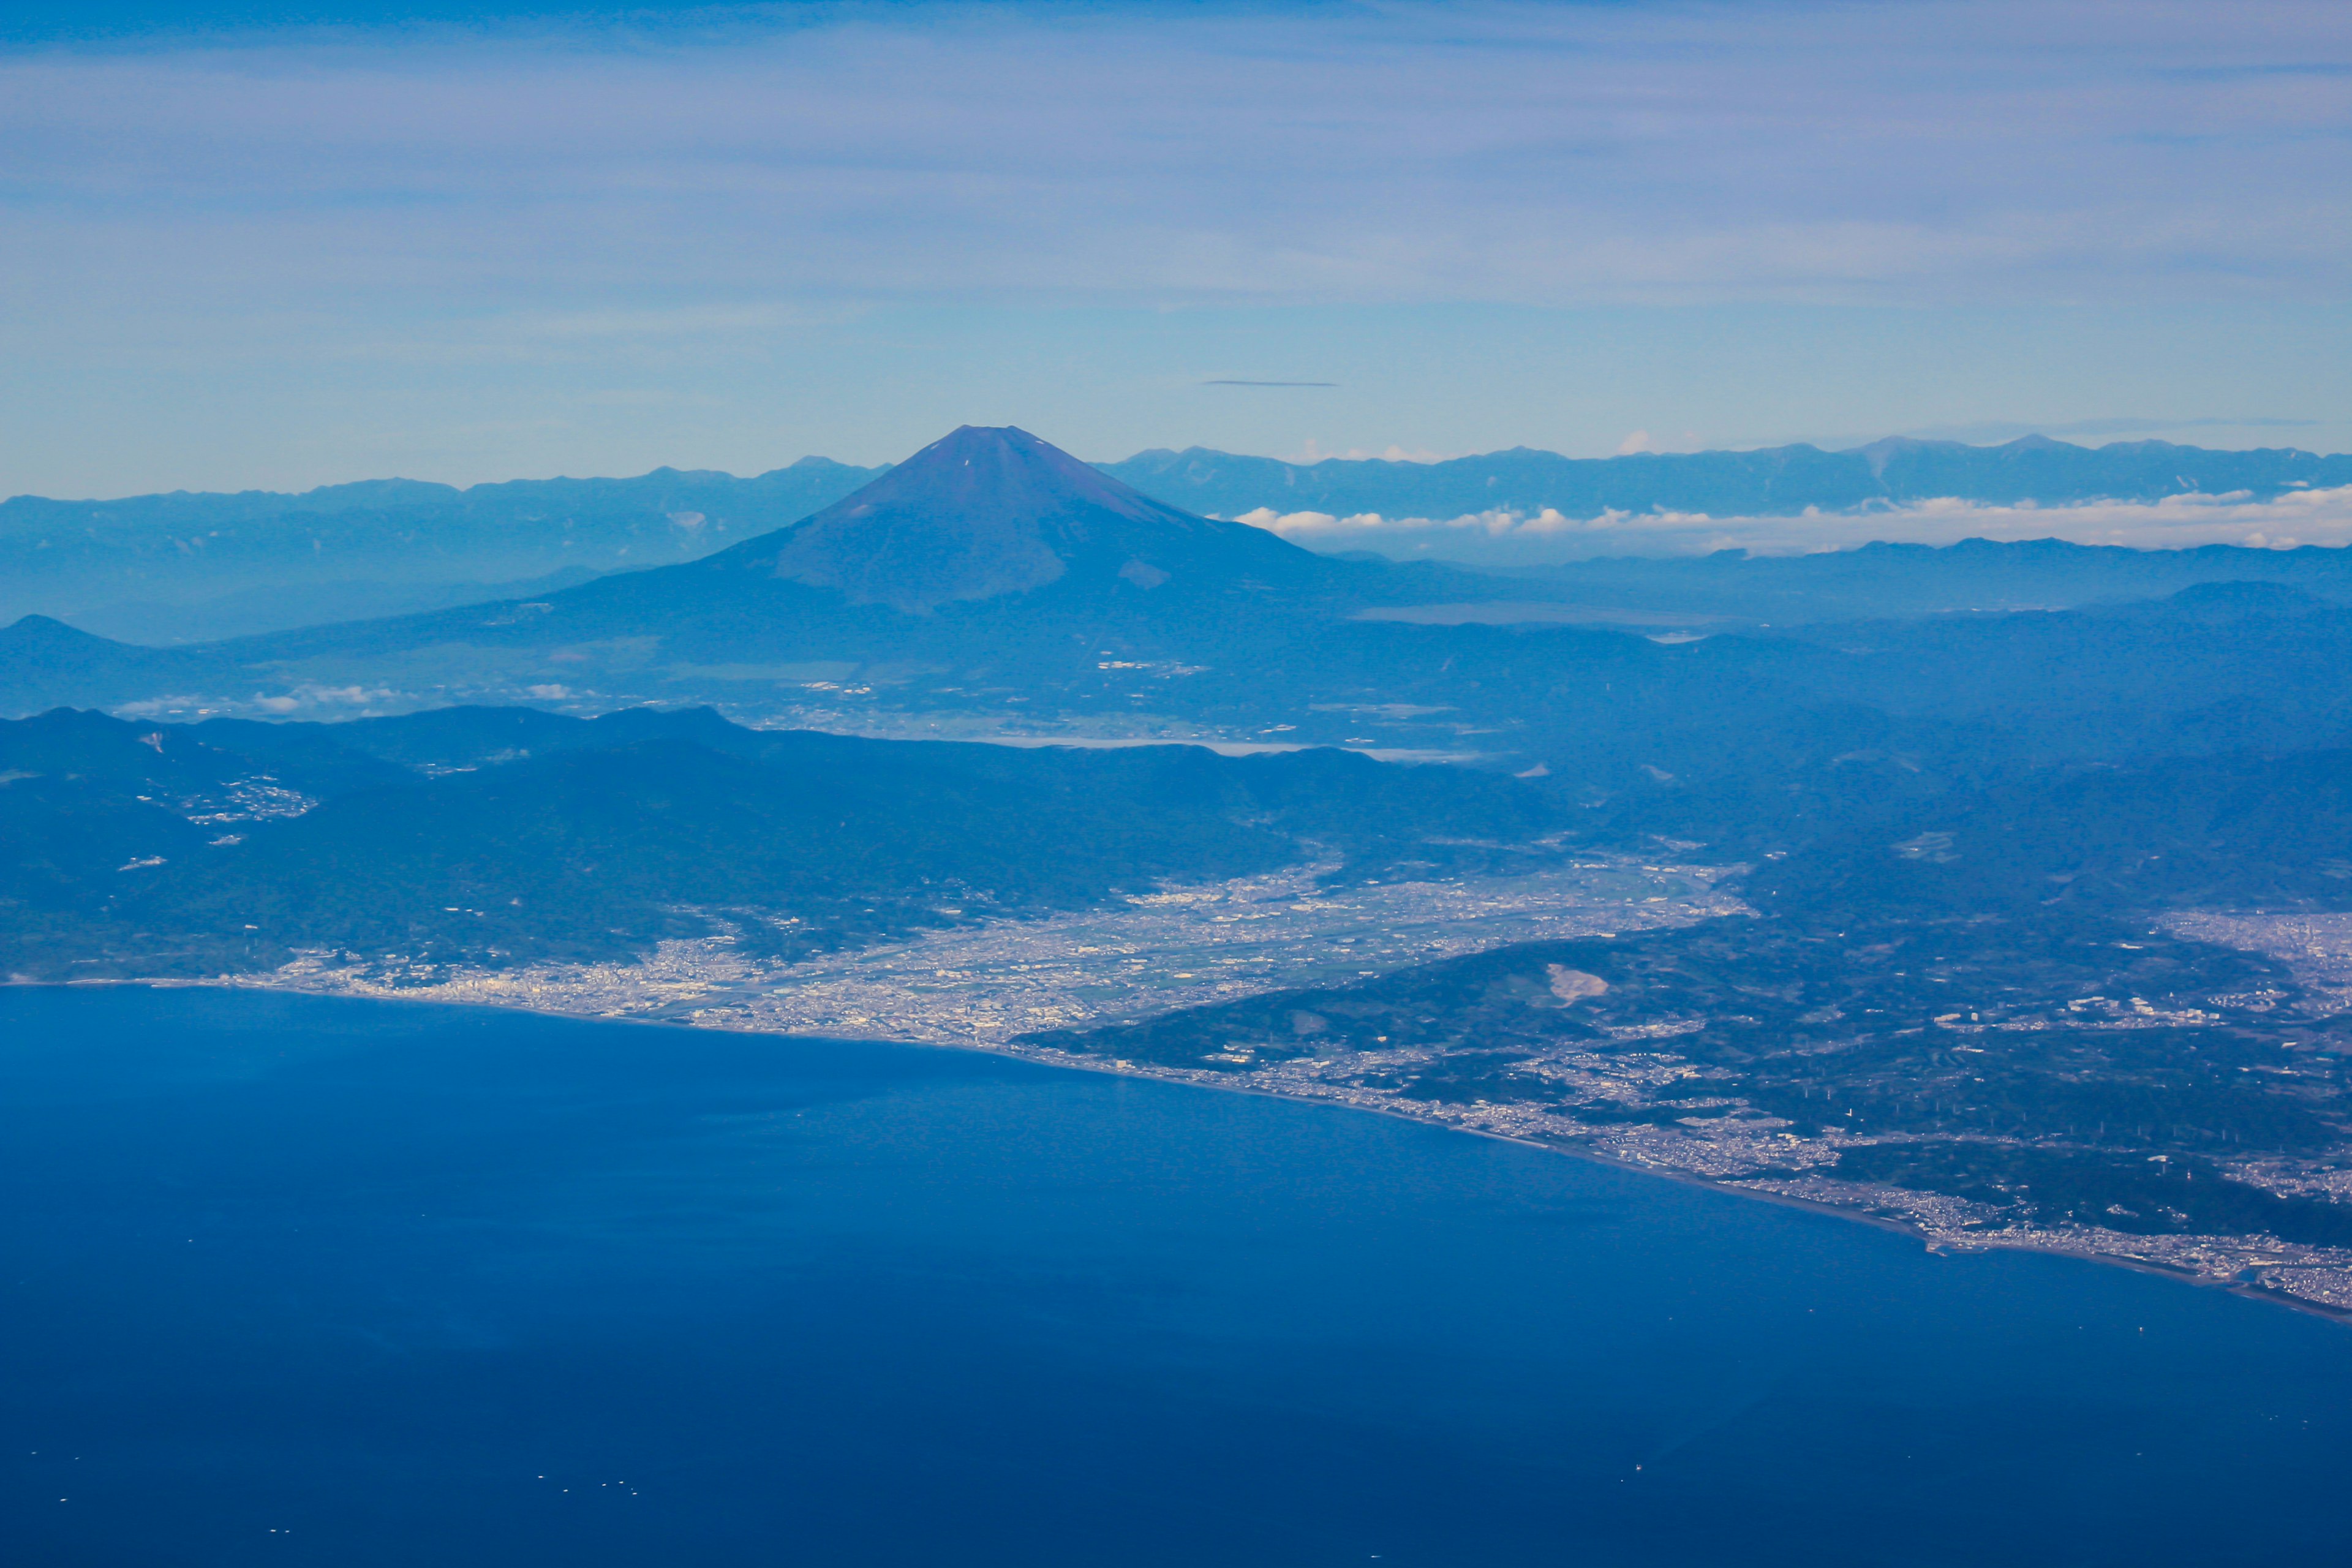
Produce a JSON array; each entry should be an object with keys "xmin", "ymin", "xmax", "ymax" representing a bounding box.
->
[{"xmin": 2, "ymin": 1, "xmax": 2347, "ymax": 496}]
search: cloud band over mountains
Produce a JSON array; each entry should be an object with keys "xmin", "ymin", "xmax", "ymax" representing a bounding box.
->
[{"xmin": 1237, "ymin": 486, "xmax": 2352, "ymax": 564}]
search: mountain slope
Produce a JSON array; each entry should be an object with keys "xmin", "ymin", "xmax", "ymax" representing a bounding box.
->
[
  {"xmin": 0, "ymin": 615, "xmax": 227, "ymax": 710},
  {"xmin": 716, "ymin": 425, "xmax": 1333, "ymax": 612},
  {"xmin": 75, "ymin": 426, "xmax": 1385, "ymax": 703}
]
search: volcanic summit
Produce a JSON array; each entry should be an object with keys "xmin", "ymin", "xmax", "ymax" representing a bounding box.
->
[{"xmin": 712, "ymin": 424, "xmax": 1330, "ymax": 614}]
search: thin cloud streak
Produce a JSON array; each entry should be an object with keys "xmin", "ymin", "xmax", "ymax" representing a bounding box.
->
[
  {"xmin": 1, "ymin": 0, "xmax": 2346, "ymax": 315},
  {"xmin": 2, "ymin": 1, "xmax": 2347, "ymax": 494}
]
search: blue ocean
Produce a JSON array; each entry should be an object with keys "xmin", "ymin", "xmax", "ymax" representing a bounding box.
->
[{"xmin": 4, "ymin": 986, "xmax": 2349, "ymax": 1566}]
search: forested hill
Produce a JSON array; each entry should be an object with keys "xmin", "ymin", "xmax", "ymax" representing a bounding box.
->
[{"xmin": 0, "ymin": 704, "xmax": 1569, "ymax": 979}]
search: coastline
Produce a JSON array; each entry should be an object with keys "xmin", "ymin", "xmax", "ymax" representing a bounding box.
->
[{"xmin": 27, "ymin": 971, "xmax": 2352, "ymax": 1327}]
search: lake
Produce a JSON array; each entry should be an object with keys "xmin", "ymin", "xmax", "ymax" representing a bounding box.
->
[{"xmin": 4, "ymin": 985, "xmax": 2349, "ymax": 1566}]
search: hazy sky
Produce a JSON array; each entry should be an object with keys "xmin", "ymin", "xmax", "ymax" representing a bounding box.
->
[{"xmin": 3, "ymin": 0, "xmax": 2347, "ymax": 497}]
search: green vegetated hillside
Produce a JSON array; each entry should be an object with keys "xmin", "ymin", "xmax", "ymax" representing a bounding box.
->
[
  {"xmin": 1735, "ymin": 747, "xmax": 2352, "ymax": 915},
  {"xmin": 1028, "ymin": 904, "xmax": 2352, "ymax": 1247},
  {"xmin": 0, "ymin": 705, "xmax": 1569, "ymax": 979},
  {"xmin": 12, "ymin": 645, "xmax": 2341, "ymax": 987},
  {"xmin": 1030, "ymin": 694, "xmax": 2352, "ymax": 1249}
]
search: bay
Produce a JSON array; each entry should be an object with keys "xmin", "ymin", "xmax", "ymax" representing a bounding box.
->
[{"xmin": 3, "ymin": 985, "xmax": 2348, "ymax": 1566}]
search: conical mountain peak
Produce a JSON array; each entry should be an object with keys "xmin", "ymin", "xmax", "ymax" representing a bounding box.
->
[
  {"xmin": 846, "ymin": 425, "xmax": 1174, "ymax": 526},
  {"xmin": 724, "ymin": 425, "xmax": 1324, "ymax": 613}
]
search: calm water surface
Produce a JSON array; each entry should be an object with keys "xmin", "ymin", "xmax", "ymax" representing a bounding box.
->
[{"xmin": 4, "ymin": 986, "xmax": 2350, "ymax": 1566}]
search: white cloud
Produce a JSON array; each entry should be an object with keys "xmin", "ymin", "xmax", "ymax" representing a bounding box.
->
[
  {"xmin": 1237, "ymin": 486, "xmax": 2352, "ymax": 563},
  {"xmin": 1614, "ymin": 431, "xmax": 1705, "ymax": 455}
]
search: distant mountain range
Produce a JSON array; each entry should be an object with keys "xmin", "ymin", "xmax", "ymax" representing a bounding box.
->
[
  {"xmin": 1099, "ymin": 434, "xmax": 2352, "ymax": 523},
  {"xmin": 8, "ymin": 432, "xmax": 2346, "ymax": 641},
  {"xmin": 0, "ymin": 458, "xmax": 886, "ymax": 641},
  {"xmin": 7, "ymin": 429, "xmax": 2352, "ymax": 796},
  {"xmin": 0, "ymin": 426, "xmax": 1439, "ymax": 716}
]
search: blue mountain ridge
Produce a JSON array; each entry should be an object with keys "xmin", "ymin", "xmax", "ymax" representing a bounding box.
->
[{"xmin": 8, "ymin": 434, "xmax": 2346, "ymax": 639}]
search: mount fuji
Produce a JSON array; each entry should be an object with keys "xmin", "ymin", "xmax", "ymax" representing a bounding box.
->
[{"xmin": 710, "ymin": 424, "xmax": 1338, "ymax": 613}]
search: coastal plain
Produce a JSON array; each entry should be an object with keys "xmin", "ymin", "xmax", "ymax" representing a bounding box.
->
[{"xmin": 222, "ymin": 861, "xmax": 2352, "ymax": 1317}]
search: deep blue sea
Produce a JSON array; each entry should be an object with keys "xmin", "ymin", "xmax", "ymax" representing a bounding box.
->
[{"xmin": 5, "ymin": 987, "xmax": 2351, "ymax": 1566}]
